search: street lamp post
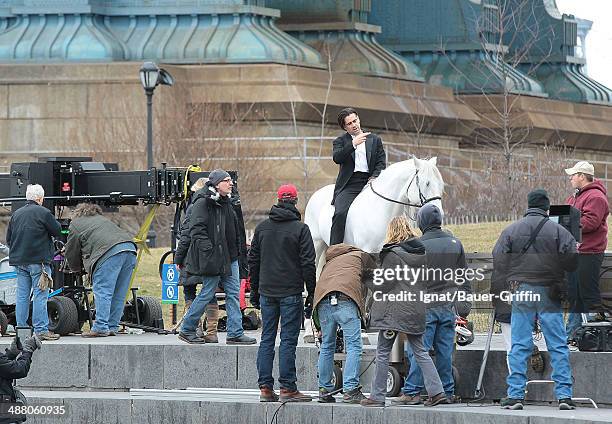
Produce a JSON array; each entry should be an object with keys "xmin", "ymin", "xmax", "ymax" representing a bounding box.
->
[{"xmin": 139, "ymin": 61, "xmax": 174, "ymax": 170}]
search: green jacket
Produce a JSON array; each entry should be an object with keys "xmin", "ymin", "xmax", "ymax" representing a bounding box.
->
[{"xmin": 65, "ymin": 215, "xmax": 135, "ymax": 276}]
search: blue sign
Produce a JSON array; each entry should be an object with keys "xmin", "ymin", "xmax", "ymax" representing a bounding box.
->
[{"xmin": 161, "ymin": 264, "xmax": 179, "ymax": 304}]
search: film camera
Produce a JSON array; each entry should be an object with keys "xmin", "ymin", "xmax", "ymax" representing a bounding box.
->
[{"xmin": 0, "ymin": 157, "xmax": 248, "ymax": 335}]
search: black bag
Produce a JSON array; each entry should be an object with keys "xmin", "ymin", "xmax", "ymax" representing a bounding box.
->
[{"xmin": 574, "ymin": 325, "xmax": 612, "ymax": 352}]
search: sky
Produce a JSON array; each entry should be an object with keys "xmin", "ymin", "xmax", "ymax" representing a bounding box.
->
[{"xmin": 555, "ymin": 0, "xmax": 612, "ymax": 89}]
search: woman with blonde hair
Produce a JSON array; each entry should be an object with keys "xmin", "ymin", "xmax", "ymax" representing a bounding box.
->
[{"xmin": 361, "ymin": 216, "xmax": 446, "ymax": 407}]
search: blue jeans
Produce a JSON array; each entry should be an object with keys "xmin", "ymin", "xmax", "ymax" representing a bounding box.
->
[
  {"xmin": 256, "ymin": 294, "xmax": 303, "ymax": 391},
  {"xmin": 403, "ymin": 304, "xmax": 455, "ymax": 397},
  {"xmin": 16, "ymin": 264, "xmax": 51, "ymax": 334},
  {"xmin": 507, "ymin": 283, "xmax": 572, "ymax": 400},
  {"xmin": 180, "ymin": 260, "xmax": 243, "ymax": 338},
  {"xmin": 317, "ymin": 298, "xmax": 362, "ymax": 392},
  {"xmin": 92, "ymin": 251, "xmax": 137, "ymax": 333}
]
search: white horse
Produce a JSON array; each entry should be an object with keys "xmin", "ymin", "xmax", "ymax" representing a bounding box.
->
[{"xmin": 305, "ymin": 157, "xmax": 445, "ymax": 272}]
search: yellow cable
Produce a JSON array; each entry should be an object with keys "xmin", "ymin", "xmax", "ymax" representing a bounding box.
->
[{"xmin": 126, "ymin": 204, "xmax": 160, "ymax": 301}]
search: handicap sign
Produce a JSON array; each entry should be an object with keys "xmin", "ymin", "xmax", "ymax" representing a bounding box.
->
[{"xmin": 161, "ymin": 264, "xmax": 179, "ymax": 305}]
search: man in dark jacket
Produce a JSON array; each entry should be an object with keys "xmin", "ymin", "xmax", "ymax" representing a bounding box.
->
[
  {"xmin": 398, "ymin": 203, "xmax": 469, "ymax": 405},
  {"xmin": 6, "ymin": 184, "xmax": 62, "ymax": 341},
  {"xmin": 178, "ymin": 169, "xmax": 255, "ymax": 345},
  {"xmin": 173, "ymin": 178, "xmax": 219, "ymax": 342},
  {"xmin": 249, "ymin": 184, "xmax": 315, "ymax": 402},
  {"xmin": 64, "ymin": 203, "xmax": 137, "ymax": 337},
  {"xmin": 563, "ymin": 161, "xmax": 610, "ymax": 341},
  {"xmin": 313, "ymin": 244, "xmax": 374, "ymax": 404},
  {"xmin": 330, "ymin": 108, "xmax": 386, "ymax": 245},
  {"xmin": 0, "ymin": 335, "xmax": 41, "ymax": 424},
  {"xmin": 493, "ymin": 189, "xmax": 578, "ymax": 411}
]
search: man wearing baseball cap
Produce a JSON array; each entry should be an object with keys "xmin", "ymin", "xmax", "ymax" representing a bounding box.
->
[
  {"xmin": 249, "ymin": 184, "xmax": 316, "ymax": 402},
  {"xmin": 564, "ymin": 161, "xmax": 610, "ymax": 342}
]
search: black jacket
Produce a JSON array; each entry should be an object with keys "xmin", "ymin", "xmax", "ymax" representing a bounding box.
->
[
  {"xmin": 6, "ymin": 201, "xmax": 62, "ymax": 266},
  {"xmin": 367, "ymin": 238, "xmax": 427, "ymax": 335},
  {"xmin": 174, "ymin": 191, "xmax": 201, "ymax": 286},
  {"xmin": 0, "ymin": 349, "xmax": 32, "ymax": 405},
  {"xmin": 248, "ymin": 202, "xmax": 316, "ymax": 299},
  {"xmin": 183, "ymin": 185, "xmax": 241, "ymax": 278},
  {"xmin": 332, "ymin": 132, "xmax": 386, "ymax": 204},
  {"xmin": 491, "ymin": 208, "xmax": 578, "ymax": 315},
  {"xmin": 417, "ymin": 204, "xmax": 471, "ymax": 312}
]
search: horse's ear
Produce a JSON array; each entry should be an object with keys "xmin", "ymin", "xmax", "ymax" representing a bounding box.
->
[
  {"xmin": 413, "ymin": 156, "xmax": 422, "ymax": 169},
  {"xmin": 429, "ymin": 157, "xmax": 438, "ymax": 166}
]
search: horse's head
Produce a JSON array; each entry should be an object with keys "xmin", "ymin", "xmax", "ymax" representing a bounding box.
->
[{"xmin": 407, "ymin": 156, "xmax": 445, "ymax": 217}]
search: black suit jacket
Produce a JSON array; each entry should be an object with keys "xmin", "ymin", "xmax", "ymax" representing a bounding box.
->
[{"xmin": 332, "ymin": 132, "xmax": 386, "ymax": 204}]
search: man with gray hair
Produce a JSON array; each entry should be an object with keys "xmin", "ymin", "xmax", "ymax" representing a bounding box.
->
[{"xmin": 6, "ymin": 184, "xmax": 62, "ymax": 340}]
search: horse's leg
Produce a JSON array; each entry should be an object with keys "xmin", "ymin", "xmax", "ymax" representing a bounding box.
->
[
  {"xmin": 304, "ymin": 239, "xmax": 327, "ymax": 344},
  {"xmin": 314, "ymin": 239, "xmax": 327, "ymax": 279}
]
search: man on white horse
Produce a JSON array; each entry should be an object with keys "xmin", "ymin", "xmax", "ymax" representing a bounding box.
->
[{"xmin": 330, "ymin": 108, "xmax": 386, "ymax": 245}]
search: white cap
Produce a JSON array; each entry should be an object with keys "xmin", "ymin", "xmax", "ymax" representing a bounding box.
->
[{"xmin": 564, "ymin": 161, "xmax": 594, "ymax": 176}]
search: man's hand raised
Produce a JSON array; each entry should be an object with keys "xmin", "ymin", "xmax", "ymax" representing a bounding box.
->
[{"xmin": 352, "ymin": 132, "xmax": 371, "ymax": 147}]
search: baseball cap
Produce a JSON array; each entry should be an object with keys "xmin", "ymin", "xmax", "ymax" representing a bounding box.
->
[
  {"xmin": 565, "ymin": 161, "xmax": 594, "ymax": 176},
  {"xmin": 277, "ymin": 184, "xmax": 298, "ymax": 200}
]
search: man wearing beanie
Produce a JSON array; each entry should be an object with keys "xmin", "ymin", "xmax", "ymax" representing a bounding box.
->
[
  {"xmin": 492, "ymin": 189, "xmax": 578, "ymax": 411},
  {"xmin": 249, "ymin": 184, "xmax": 316, "ymax": 402},
  {"xmin": 397, "ymin": 203, "xmax": 469, "ymax": 405},
  {"xmin": 563, "ymin": 161, "xmax": 610, "ymax": 342},
  {"xmin": 178, "ymin": 169, "xmax": 255, "ymax": 345}
]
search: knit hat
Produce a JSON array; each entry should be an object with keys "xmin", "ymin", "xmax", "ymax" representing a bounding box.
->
[
  {"xmin": 527, "ymin": 189, "xmax": 550, "ymax": 211},
  {"xmin": 277, "ymin": 184, "xmax": 298, "ymax": 201},
  {"xmin": 208, "ymin": 169, "xmax": 231, "ymax": 186}
]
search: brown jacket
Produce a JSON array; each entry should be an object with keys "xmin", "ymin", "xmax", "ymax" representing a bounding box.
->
[{"xmin": 313, "ymin": 244, "xmax": 375, "ymax": 321}]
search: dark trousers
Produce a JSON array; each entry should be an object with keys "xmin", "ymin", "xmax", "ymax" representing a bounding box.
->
[
  {"xmin": 257, "ymin": 294, "xmax": 303, "ymax": 391},
  {"xmin": 568, "ymin": 253, "xmax": 604, "ymax": 313},
  {"xmin": 330, "ymin": 172, "xmax": 369, "ymax": 245}
]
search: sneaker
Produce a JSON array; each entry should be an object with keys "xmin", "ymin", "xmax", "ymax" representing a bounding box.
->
[
  {"xmin": 178, "ymin": 332, "xmax": 206, "ymax": 344},
  {"xmin": 500, "ymin": 397, "xmax": 524, "ymax": 410},
  {"xmin": 342, "ymin": 387, "xmax": 366, "ymax": 404},
  {"xmin": 360, "ymin": 397, "xmax": 385, "ymax": 407},
  {"xmin": 81, "ymin": 330, "xmax": 109, "ymax": 338},
  {"xmin": 226, "ymin": 335, "xmax": 256, "ymax": 345},
  {"xmin": 424, "ymin": 392, "xmax": 449, "ymax": 407},
  {"xmin": 391, "ymin": 393, "xmax": 422, "ymax": 406},
  {"xmin": 558, "ymin": 398, "xmax": 576, "ymax": 410},
  {"xmin": 318, "ymin": 388, "xmax": 336, "ymax": 403},
  {"xmin": 36, "ymin": 331, "xmax": 60, "ymax": 341},
  {"xmin": 259, "ymin": 386, "xmax": 279, "ymax": 402},
  {"xmin": 279, "ymin": 389, "xmax": 312, "ymax": 402}
]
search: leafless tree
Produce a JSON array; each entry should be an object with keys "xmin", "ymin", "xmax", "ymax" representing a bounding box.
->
[{"xmin": 439, "ymin": 0, "xmax": 562, "ymax": 216}]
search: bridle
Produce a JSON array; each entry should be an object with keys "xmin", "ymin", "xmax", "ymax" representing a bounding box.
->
[{"xmin": 368, "ymin": 169, "xmax": 442, "ymax": 208}]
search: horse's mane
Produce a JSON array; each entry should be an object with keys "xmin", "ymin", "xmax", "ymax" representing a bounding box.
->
[{"xmin": 376, "ymin": 158, "xmax": 444, "ymax": 192}]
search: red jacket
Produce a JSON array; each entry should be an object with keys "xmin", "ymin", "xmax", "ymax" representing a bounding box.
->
[{"xmin": 566, "ymin": 180, "xmax": 609, "ymax": 254}]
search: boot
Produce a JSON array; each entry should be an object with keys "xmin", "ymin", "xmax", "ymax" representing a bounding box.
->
[
  {"xmin": 204, "ymin": 303, "xmax": 219, "ymax": 343},
  {"xmin": 279, "ymin": 388, "xmax": 312, "ymax": 402},
  {"xmin": 259, "ymin": 386, "xmax": 279, "ymax": 402}
]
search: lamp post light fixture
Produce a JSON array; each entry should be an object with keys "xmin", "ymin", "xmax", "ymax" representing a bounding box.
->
[{"xmin": 139, "ymin": 61, "xmax": 174, "ymax": 169}]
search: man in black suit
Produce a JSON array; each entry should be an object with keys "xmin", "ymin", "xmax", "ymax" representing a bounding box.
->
[{"xmin": 330, "ymin": 108, "xmax": 386, "ymax": 245}]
